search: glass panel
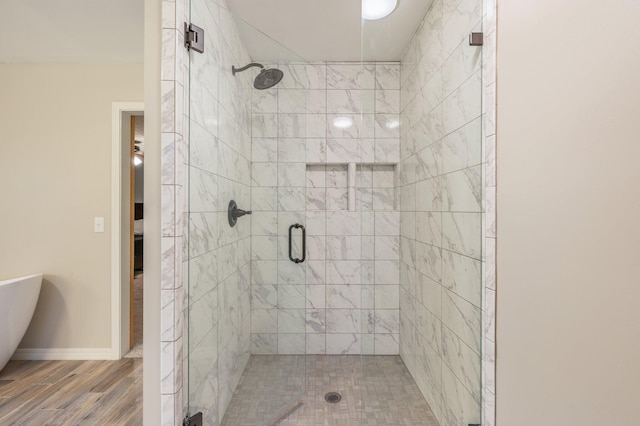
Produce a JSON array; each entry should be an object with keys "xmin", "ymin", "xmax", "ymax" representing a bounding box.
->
[
  {"xmin": 361, "ymin": 0, "xmax": 484, "ymax": 425},
  {"xmin": 186, "ymin": 2, "xmax": 308, "ymax": 425}
]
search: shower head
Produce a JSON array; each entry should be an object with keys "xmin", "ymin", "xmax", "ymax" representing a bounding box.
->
[
  {"xmin": 231, "ymin": 62, "xmax": 284, "ymax": 90},
  {"xmin": 253, "ymin": 68, "xmax": 284, "ymax": 90}
]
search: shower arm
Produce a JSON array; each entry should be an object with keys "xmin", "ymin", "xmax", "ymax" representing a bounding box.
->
[{"xmin": 231, "ymin": 63, "xmax": 264, "ymax": 75}]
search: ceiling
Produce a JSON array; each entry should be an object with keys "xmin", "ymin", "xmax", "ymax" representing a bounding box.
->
[
  {"xmin": 227, "ymin": 0, "xmax": 433, "ymax": 62},
  {"xmin": 0, "ymin": 0, "xmax": 430, "ymax": 63},
  {"xmin": 0, "ymin": 0, "xmax": 143, "ymax": 63}
]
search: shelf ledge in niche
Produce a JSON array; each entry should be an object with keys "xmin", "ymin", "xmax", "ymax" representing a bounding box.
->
[{"xmin": 306, "ymin": 162, "xmax": 398, "ymax": 167}]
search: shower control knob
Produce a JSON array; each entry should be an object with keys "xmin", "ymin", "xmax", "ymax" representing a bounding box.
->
[{"xmin": 228, "ymin": 200, "xmax": 252, "ymax": 227}]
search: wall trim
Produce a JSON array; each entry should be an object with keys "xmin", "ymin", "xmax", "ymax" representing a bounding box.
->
[
  {"xmin": 12, "ymin": 348, "xmax": 113, "ymax": 361},
  {"xmin": 111, "ymin": 102, "xmax": 145, "ymax": 360}
]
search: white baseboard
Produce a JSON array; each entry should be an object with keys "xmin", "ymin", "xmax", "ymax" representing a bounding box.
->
[{"xmin": 11, "ymin": 347, "xmax": 113, "ymax": 361}]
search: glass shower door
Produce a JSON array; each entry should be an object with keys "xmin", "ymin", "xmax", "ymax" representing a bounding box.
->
[{"xmin": 185, "ymin": 0, "xmax": 309, "ymax": 424}]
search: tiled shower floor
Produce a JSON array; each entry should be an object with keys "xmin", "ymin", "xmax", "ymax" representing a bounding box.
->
[{"xmin": 221, "ymin": 355, "xmax": 439, "ymax": 426}]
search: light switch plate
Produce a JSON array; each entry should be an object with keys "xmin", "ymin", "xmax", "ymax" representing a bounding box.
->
[{"xmin": 94, "ymin": 217, "xmax": 105, "ymax": 233}]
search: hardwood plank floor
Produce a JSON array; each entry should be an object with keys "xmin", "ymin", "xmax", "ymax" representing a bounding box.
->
[{"xmin": 0, "ymin": 358, "xmax": 142, "ymax": 425}]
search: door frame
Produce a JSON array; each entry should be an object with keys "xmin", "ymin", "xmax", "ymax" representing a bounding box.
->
[{"xmin": 111, "ymin": 102, "xmax": 144, "ymax": 359}]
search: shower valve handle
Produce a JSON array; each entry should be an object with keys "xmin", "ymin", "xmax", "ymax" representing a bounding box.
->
[
  {"xmin": 228, "ymin": 200, "xmax": 251, "ymax": 227},
  {"xmin": 234, "ymin": 208, "xmax": 252, "ymax": 218}
]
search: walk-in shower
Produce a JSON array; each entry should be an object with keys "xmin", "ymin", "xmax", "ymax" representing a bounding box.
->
[
  {"xmin": 185, "ymin": 1, "xmax": 485, "ymax": 425},
  {"xmin": 232, "ymin": 62, "xmax": 284, "ymax": 90}
]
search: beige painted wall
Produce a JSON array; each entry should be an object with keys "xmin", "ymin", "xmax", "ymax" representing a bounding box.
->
[
  {"xmin": 0, "ymin": 64, "xmax": 143, "ymax": 350},
  {"xmin": 496, "ymin": 1, "xmax": 640, "ymax": 425}
]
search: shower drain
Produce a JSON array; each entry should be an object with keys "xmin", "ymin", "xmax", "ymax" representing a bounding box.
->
[{"xmin": 324, "ymin": 392, "xmax": 342, "ymax": 404}]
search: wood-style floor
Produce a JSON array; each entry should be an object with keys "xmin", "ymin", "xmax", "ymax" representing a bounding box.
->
[{"xmin": 0, "ymin": 358, "xmax": 142, "ymax": 425}]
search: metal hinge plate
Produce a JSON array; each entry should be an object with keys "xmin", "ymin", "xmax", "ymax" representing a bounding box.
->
[
  {"xmin": 469, "ymin": 32, "xmax": 484, "ymax": 46},
  {"xmin": 184, "ymin": 412, "xmax": 203, "ymax": 426},
  {"xmin": 184, "ymin": 22, "xmax": 204, "ymax": 53}
]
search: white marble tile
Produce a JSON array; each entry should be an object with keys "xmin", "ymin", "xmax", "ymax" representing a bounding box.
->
[
  {"xmin": 442, "ymin": 0, "xmax": 483, "ymax": 58},
  {"xmin": 442, "ymin": 40, "xmax": 482, "ymax": 99},
  {"xmin": 442, "ymin": 166, "xmax": 482, "ymax": 213},
  {"xmin": 327, "ymin": 114, "xmax": 375, "ymax": 139},
  {"xmin": 251, "ymin": 284, "xmax": 277, "ymax": 309},
  {"xmin": 306, "ymin": 138, "xmax": 327, "ymax": 163},
  {"xmin": 278, "ymin": 163, "xmax": 306, "ymax": 187},
  {"xmin": 306, "ymin": 114, "xmax": 327, "ymax": 138},
  {"xmin": 306, "ymin": 187, "xmax": 326, "ymax": 210},
  {"xmin": 252, "ymin": 88, "xmax": 277, "ymax": 114},
  {"xmin": 278, "ymin": 89, "xmax": 306, "ymax": 113},
  {"xmin": 278, "ymin": 309, "xmax": 305, "ymax": 334},
  {"xmin": 375, "ymin": 285, "xmax": 400, "ymax": 309},
  {"xmin": 415, "ymin": 242, "xmax": 442, "ymax": 284},
  {"xmin": 442, "ymin": 117, "xmax": 482, "ymax": 174},
  {"xmin": 251, "ymin": 114, "xmax": 278, "ymax": 138},
  {"xmin": 326, "ymin": 211, "xmax": 361, "ymax": 235},
  {"xmin": 375, "ymin": 138, "xmax": 400, "ymax": 163},
  {"xmin": 327, "ymin": 63, "xmax": 375, "ymax": 89},
  {"xmin": 277, "ymin": 138, "xmax": 306, "ymax": 162},
  {"xmin": 326, "ymin": 261, "xmax": 362, "ymax": 284},
  {"xmin": 306, "ymin": 334, "xmax": 326, "ymax": 354},
  {"xmin": 416, "ymin": 212, "xmax": 442, "ymax": 247},
  {"xmin": 442, "ymin": 290, "xmax": 481, "ymax": 354},
  {"xmin": 278, "ymin": 285, "xmax": 305, "ymax": 309},
  {"xmin": 327, "ymin": 89, "xmax": 375, "ymax": 114},
  {"xmin": 325, "ymin": 309, "xmax": 361, "ymax": 333},
  {"xmin": 443, "ymin": 71, "xmax": 481, "ymax": 135},
  {"xmin": 251, "ymin": 333, "xmax": 277, "ymax": 354},
  {"xmin": 306, "ymin": 165, "xmax": 326, "ymax": 187},
  {"xmin": 277, "ymin": 187, "xmax": 305, "ymax": 211},
  {"xmin": 375, "ymin": 309, "xmax": 400, "ymax": 334},
  {"xmin": 375, "ymin": 236, "xmax": 400, "ymax": 260},
  {"xmin": 374, "ymin": 333, "xmax": 399, "ymax": 355},
  {"xmin": 277, "ymin": 333, "xmax": 306, "ymax": 354},
  {"xmin": 251, "ymin": 260, "xmax": 277, "ymax": 285},
  {"xmin": 326, "ymin": 333, "xmax": 361, "ymax": 355},
  {"xmin": 362, "ymin": 333, "xmax": 375, "ymax": 355},
  {"xmin": 305, "ymin": 211, "xmax": 326, "ymax": 235},
  {"xmin": 443, "ymin": 325, "xmax": 481, "ymax": 402},
  {"xmin": 441, "ymin": 364, "xmax": 481, "ymax": 425},
  {"xmin": 251, "ymin": 163, "xmax": 277, "ymax": 187},
  {"xmin": 325, "ymin": 187, "xmax": 348, "ymax": 210},
  {"xmin": 252, "ymin": 138, "xmax": 277, "ymax": 162},
  {"xmin": 251, "ymin": 309, "xmax": 277, "ymax": 334},
  {"xmin": 442, "ymin": 212, "xmax": 481, "ymax": 259},
  {"xmin": 251, "ymin": 211, "xmax": 277, "ymax": 236},
  {"xmin": 374, "ymin": 260, "xmax": 400, "ymax": 285},
  {"xmin": 325, "ymin": 236, "xmax": 361, "ymax": 260},
  {"xmin": 372, "ymin": 188, "xmax": 395, "ymax": 210},
  {"xmin": 376, "ymin": 63, "xmax": 401, "ymax": 90},
  {"xmin": 326, "ymin": 284, "xmax": 361, "ymax": 309},
  {"xmin": 375, "ymin": 89, "xmax": 400, "ymax": 114},
  {"xmin": 278, "ymin": 114, "xmax": 306, "ymax": 138},
  {"xmin": 305, "ymin": 260, "xmax": 326, "ymax": 285}
]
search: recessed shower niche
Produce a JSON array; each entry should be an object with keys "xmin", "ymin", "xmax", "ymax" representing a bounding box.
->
[{"xmin": 306, "ymin": 164, "xmax": 397, "ymax": 212}]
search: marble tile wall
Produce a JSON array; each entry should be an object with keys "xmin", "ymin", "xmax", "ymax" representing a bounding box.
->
[
  {"xmin": 185, "ymin": 0, "xmax": 253, "ymax": 424},
  {"xmin": 160, "ymin": 0, "xmax": 189, "ymax": 424},
  {"xmin": 481, "ymin": 0, "xmax": 497, "ymax": 424},
  {"xmin": 250, "ymin": 63, "xmax": 402, "ymax": 355},
  {"xmin": 398, "ymin": 0, "xmax": 486, "ymax": 425}
]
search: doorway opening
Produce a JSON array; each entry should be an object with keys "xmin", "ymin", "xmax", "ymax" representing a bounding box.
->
[{"xmin": 111, "ymin": 102, "xmax": 144, "ymax": 360}]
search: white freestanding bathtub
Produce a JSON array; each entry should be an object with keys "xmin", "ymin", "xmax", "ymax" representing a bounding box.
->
[{"xmin": 0, "ymin": 273, "xmax": 43, "ymax": 371}]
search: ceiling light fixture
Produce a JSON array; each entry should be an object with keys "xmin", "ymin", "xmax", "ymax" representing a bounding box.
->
[
  {"xmin": 362, "ymin": 0, "xmax": 398, "ymax": 20},
  {"xmin": 333, "ymin": 117, "xmax": 354, "ymax": 129}
]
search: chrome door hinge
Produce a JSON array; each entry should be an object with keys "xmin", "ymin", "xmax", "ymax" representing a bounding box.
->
[
  {"xmin": 469, "ymin": 32, "xmax": 484, "ymax": 46},
  {"xmin": 184, "ymin": 412, "xmax": 203, "ymax": 426},
  {"xmin": 184, "ymin": 22, "xmax": 204, "ymax": 53}
]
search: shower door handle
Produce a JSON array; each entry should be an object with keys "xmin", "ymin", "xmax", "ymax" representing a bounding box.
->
[{"xmin": 288, "ymin": 223, "xmax": 306, "ymax": 264}]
